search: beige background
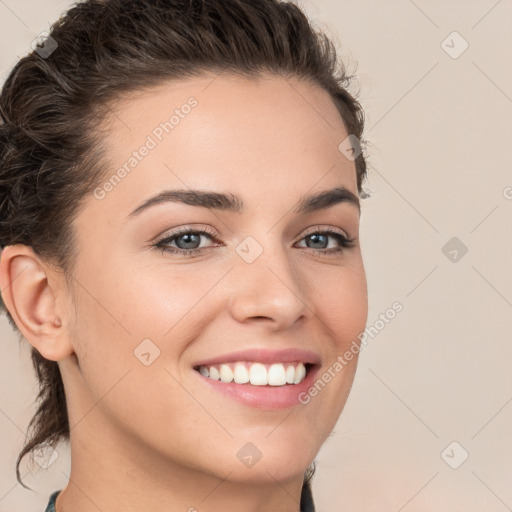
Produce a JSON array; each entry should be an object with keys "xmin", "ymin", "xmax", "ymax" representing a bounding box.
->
[{"xmin": 1, "ymin": 0, "xmax": 511, "ymax": 510}]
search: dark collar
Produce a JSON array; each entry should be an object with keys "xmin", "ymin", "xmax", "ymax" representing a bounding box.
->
[{"xmin": 301, "ymin": 480, "xmax": 316, "ymax": 512}]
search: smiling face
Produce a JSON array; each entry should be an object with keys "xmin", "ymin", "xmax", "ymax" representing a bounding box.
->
[{"xmin": 62, "ymin": 72, "xmax": 368, "ymax": 491}]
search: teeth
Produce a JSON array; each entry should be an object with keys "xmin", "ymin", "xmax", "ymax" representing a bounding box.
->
[
  {"xmin": 197, "ymin": 361, "xmax": 308, "ymax": 386},
  {"xmin": 293, "ymin": 362, "xmax": 306, "ymax": 384},
  {"xmin": 268, "ymin": 364, "xmax": 287, "ymax": 386},
  {"xmin": 285, "ymin": 365, "xmax": 295, "ymax": 384},
  {"xmin": 219, "ymin": 364, "xmax": 234, "ymax": 383},
  {"xmin": 233, "ymin": 363, "xmax": 250, "ymax": 384},
  {"xmin": 249, "ymin": 362, "xmax": 267, "ymax": 385}
]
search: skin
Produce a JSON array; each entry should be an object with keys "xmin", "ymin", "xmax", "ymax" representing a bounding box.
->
[{"xmin": 0, "ymin": 72, "xmax": 368, "ymax": 512}]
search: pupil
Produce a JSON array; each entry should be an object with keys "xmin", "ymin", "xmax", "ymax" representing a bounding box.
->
[
  {"xmin": 177, "ymin": 233, "xmax": 200, "ymax": 249},
  {"xmin": 309, "ymin": 234, "xmax": 327, "ymax": 249}
]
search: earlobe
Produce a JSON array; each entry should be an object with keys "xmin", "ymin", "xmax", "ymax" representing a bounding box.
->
[{"xmin": 0, "ymin": 244, "xmax": 74, "ymax": 361}]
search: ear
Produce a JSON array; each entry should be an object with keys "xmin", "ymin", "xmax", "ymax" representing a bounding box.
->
[{"xmin": 0, "ymin": 244, "xmax": 74, "ymax": 361}]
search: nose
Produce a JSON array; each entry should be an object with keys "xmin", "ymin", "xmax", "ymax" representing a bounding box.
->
[{"xmin": 227, "ymin": 239, "xmax": 313, "ymax": 330}]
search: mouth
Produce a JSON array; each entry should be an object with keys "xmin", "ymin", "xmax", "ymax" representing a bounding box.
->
[
  {"xmin": 192, "ymin": 348, "xmax": 321, "ymax": 409},
  {"xmin": 193, "ymin": 361, "xmax": 313, "ymax": 386}
]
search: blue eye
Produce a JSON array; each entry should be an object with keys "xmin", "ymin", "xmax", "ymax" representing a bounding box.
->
[
  {"xmin": 154, "ymin": 228, "xmax": 218, "ymax": 256},
  {"xmin": 154, "ymin": 228, "xmax": 355, "ymax": 257},
  {"xmin": 298, "ymin": 231, "xmax": 354, "ymax": 253}
]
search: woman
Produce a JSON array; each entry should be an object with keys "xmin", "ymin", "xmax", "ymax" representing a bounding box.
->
[{"xmin": 0, "ymin": 0, "xmax": 370, "ymax": 510}]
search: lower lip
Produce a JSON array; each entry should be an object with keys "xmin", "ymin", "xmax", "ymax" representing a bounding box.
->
[{"xmin": 195, "ymin": 365, "xmax": 320, "ymax": 409}]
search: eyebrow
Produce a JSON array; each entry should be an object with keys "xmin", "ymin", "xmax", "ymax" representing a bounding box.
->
[{"xmin": 127, "ymin": 185, "xmax": 360, "ymax": 218}]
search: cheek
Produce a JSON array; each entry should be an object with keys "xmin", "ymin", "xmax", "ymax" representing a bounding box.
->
[
  {"xmin": 76, "ymin": 256, "xmax": 219, "ymax": 347},
  {"xmin": 68, "ymin": 285, "xmax": 199, "ymax": 442},
  {"xmin": 68, "ymin": 260, "xmax": 228, "ymax": 408},
  {"xmin": 314, "ymin": 262, "xmax": 368, "ymax": 344},
  {"xmin": 300, "ymin": 263, "xmax": 367, "ymax": 425}
]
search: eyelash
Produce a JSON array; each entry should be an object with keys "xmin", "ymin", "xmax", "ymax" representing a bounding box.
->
[{"xmin": 153, "ymin": 226, "xmax": 355, "ymax": 258}]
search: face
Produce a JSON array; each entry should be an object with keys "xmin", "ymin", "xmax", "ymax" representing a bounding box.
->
[{"xmin": 64, "ymin": 72, "xmax": 368, "ymax": 485}]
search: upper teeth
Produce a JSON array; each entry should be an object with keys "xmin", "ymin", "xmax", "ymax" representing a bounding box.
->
[{"xmin": 198, "ymin": 362, "xmax": 307, "ymax": 386}]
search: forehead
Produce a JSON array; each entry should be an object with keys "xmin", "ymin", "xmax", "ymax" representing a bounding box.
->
[{"xmin": 91, "ymin": 72, "xmax": 357, "ymax": 215}]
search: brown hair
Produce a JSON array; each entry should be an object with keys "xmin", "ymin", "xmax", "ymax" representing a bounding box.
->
[{"xmin": 0, "ymin": 0, "xmax": 370, "ymax": 490}]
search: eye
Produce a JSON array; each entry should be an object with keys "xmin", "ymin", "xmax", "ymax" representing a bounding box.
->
[
  {"xmin": 296, "ymin": 228, "xmax": 355, "ymax": 255},
  {"xmin": 153, "ymin": 227, "xmax": 219, "ymax": 257},
  {"xmin": 153, "ymin": 226, "xmax": 355, "ymax": 257}
]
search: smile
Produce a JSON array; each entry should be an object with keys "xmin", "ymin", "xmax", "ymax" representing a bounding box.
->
[
  {"xmin": 192, "ymin": 348, "xmax": 320, "ymax": 409},
  {"xmin": 195, "ymin": 361, "xmax": 309, "ymax": 386}
]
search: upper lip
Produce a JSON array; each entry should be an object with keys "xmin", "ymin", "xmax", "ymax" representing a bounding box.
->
[{"xmin": 193, "ymin": 348, "xmax": 321, "ymax": 368}]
